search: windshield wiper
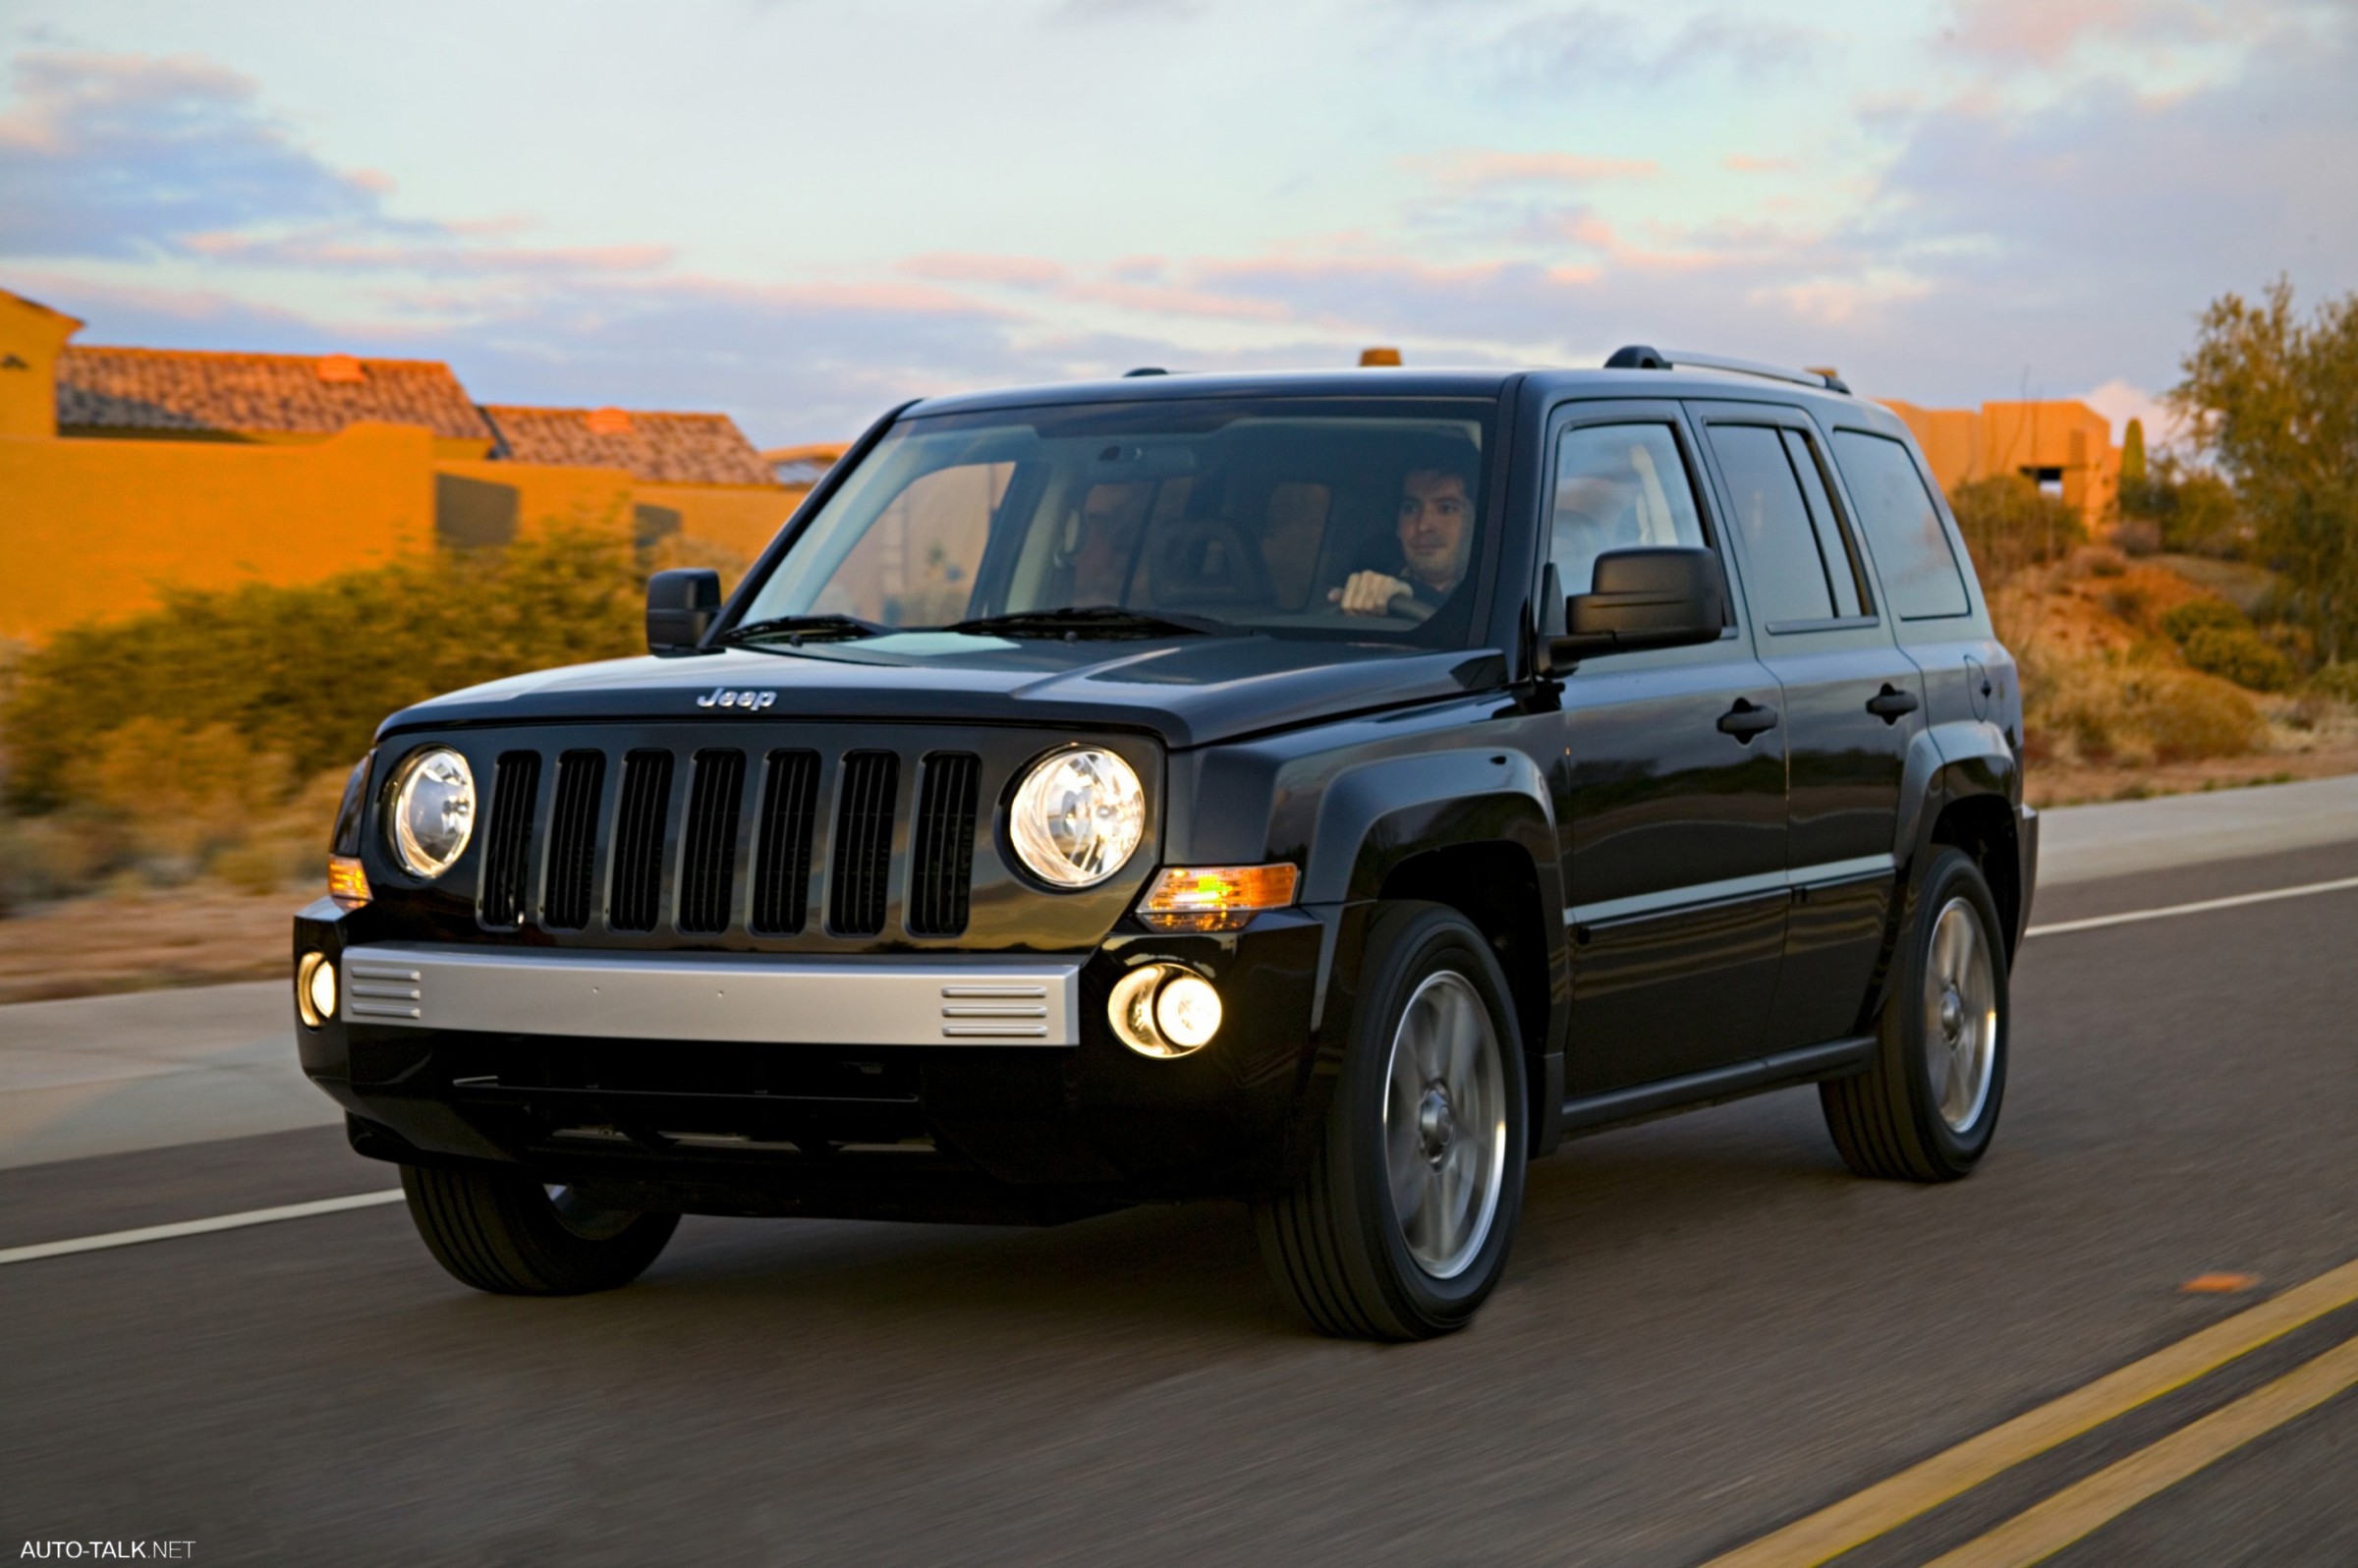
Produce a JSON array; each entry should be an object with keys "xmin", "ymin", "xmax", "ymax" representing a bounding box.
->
[
  {"xmin": 943, "ymin": 606, "xmax": 1225, "ymax": 640},
  {"xmin": 718, "ymin": 614, "xmax": 891, "ymax": 646}
]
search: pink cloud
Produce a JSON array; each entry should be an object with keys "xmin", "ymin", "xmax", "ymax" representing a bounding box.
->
[
  {"xmin": 1943, "ymin": 0, "xmax": 2224, "ymax": 65},
  {"xmin": 1723, "ymin": 153, "xmax": 1795, "ymax": 174},
  {"xmin": 897, "ymin": 252, "xmax": 1069, "ymax": 288},
  {"xmin": 1410, "ymin": 149, "xmax": 1660, "ymax": 189}
]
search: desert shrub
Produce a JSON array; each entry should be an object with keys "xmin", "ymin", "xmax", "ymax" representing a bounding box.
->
[
  {"xmin": 2308, "ymin": 661, "xmax": 2358, "ymax": 703},
  {"xmin": 2179, "ymin": 625, "xmax": 2298, "ymax": 692},
  {"xmin": 1950, "ymin": 475, "xmax": 2085, "ymax": 588},
  {"xmin": 2021, "ymin": 646, "xmax": 2264, "ymax": 766},
  {"xmin": 1, "ymin": 527, "xmax": 645, "ymax": 814},
  {"xmin": 2161, "ymin": 598, "xmax": 2248, "ymax": 643}
]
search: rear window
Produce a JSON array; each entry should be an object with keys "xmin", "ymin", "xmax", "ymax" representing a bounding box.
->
[{"xmin": 1829, "ymin": 432, "xmax": 1971, "ymax": 620}]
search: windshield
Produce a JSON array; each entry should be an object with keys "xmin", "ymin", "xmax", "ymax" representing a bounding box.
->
[{"xmin": 734, "ymin": 398, "xmax": 1497, "ymax": 644}]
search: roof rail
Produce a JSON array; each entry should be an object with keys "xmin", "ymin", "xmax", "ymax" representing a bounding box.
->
[{"xmin": 1603, "ymin": 344, "xmax": 1850, "ymax": 395}]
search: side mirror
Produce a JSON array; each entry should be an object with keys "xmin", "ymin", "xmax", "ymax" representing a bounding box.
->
[
  {"xmin": 646, "ymin": 568, "xmax": 722, "ymax": 655},
  {"xmin": 1550, "ymin": 547, "xmax": 1724, "ymax": 664}
]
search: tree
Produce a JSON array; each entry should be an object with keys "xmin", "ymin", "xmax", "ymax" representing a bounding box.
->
[
  {"xmin": 2120, "ymin": 417, "xmax": 2147, "ymax": 488},
  {"xmin": 2168, "ymin": 279, "xmax": 2358, "ymax": 661}
]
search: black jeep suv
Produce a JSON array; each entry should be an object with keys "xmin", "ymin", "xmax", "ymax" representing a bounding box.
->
[{"xmin": 294, "ymin": 349, "xmax": 2034, "ymax": 1339}]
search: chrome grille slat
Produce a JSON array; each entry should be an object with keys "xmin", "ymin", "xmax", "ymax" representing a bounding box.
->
[
  {"xmin": 828, "ymin": 751, "xmax": 898, "ymax": 936},
  {"xmin": 907, "ymin": 752, "xmax": 981, "ymax": 937},
  {"xmin": 677, "ymin": 749, "xmax": 746, "ymax": 934},
  {"xmin": 607, "ymin": 750, "xmax": 674, "ymax": 933},
  {"xmin": 542, "ymin": 750, "xmax": 606, "ymax": 930},
  {"xmin": 751, "ymin": 750, "xmax": 820, "ymax": 934},
  {"xmin": 478, "ymin": 751, "xmax": 541, "ymax": 929}
]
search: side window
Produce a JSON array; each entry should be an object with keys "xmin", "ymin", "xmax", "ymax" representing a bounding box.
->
[
  {"xmin": 1829, "ymin": 431, "xmax": 1972, "ymax": 619},
  {"xmin": 1781, "ymin": 429, "xmax": 1869, "ymax": 618},
  {"xmin": 1548, "ymin": 423, "xmax": 1709, "ymax": 599},
  {"xmin": 1708, "ymin": 424, "xmax": 1836, "ymax": 628}
]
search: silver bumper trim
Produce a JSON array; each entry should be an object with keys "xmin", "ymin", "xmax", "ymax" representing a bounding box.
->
[{"xmin": 338, "ymin": 944, "xmax": 1082, "ymax": 1045}]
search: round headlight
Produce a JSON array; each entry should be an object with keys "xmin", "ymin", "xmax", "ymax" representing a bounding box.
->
[
  {"xmin": 388, "ymin": 747, "xmax": 476, "ymax": 878},
  {"xmin": 1008, "ymin": 747, "xmax": 1146, "ymax": 888}
]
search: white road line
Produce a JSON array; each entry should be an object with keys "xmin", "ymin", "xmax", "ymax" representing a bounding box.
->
[
  {"xmin": 2027, "ymin": 874, "xmax": 2358, "ymax": 938},
  {"xmin": 0, "ymin": 1189, "xmax": 405, "ymax": 1267}
]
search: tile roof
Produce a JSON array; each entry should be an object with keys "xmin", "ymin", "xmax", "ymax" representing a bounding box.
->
[
  {"xmin": 480, "ymin": 406, "xmax": 776, "ymax": 486},
  {"xmin": 55, "ymin": 346, "xmax": 494, "ymax": 443}
]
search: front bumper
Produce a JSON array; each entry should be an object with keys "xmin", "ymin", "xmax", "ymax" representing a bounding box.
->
[
  {"xmin": 294, "ymin": 901, "xmax": 1330, "ymax": 1215},
  {"xmin": 340, "ymin": 943, "xmax": 1081, "ymax": 1045}
]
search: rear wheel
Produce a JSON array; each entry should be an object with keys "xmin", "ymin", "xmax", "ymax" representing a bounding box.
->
[
  {"xmin": 1821, "ymin": 848, "xmax": 2008, "ymax": 1181},
  {"xmin": 401, "ymin": 1165, "xmax": 679, "ymax": 1295},
  {"xmin": 1255, "ymin": 902, "xmax": 1528, "ymax": 1339}
]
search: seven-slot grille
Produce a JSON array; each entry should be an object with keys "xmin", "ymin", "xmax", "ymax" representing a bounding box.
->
[{"xmin": 471, "ymin": 741, "xmax": 983, "ymax": 940}]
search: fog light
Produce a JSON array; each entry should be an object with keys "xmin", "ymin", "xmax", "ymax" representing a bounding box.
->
[
  {"xmin": 1107, "ymin": 964, "xmax": 1221, "ymax": 1057},
  {"xmin": 1154, "ymin": 975, "xmax": 1222, "ymax": 1048},
  {"xmin": 297, "ymin": 952, "xmax": 336, "ymax": 1029}
]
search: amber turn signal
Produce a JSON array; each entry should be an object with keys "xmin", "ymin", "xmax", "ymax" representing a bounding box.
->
[
  {"xmin": 1135, "ymin": 863, "xmax": 1299, "ymax": 932},
  {"xmin": 327, "ymin": 854, "xmax": 372, "ymax": 910}
]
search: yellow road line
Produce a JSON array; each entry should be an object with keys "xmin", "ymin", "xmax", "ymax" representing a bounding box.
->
[
  {"xmin": 1700, "ymin": 1257, "xmax": 2358, "ymax": 1568},
  {"xmin": 1926, "ymin": 1332, "xmax": 2358, "ymax": 1568}
]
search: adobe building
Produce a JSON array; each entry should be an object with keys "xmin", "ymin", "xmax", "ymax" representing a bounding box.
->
[
  {"xmin": 0, "ymin": 286, "xmax": 805, "ymax": 644},
  {"xmin": 1876, "ymin": 396, "xmax": 2120, "ymax": 529}
]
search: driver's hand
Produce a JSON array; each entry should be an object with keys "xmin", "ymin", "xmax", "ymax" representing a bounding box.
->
[{"xmin": 1329, "ymin": 571, "xmax": 1413, "ymax": 616}]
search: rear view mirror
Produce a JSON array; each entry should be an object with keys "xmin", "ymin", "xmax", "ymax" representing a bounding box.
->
[
  {"xmin": 1551, "ymin": 547, "xmax": 1724, "ymax": 663},
  {"xmin": 646, "ymin": 568, "xmax": 722, "ymax": 655}
]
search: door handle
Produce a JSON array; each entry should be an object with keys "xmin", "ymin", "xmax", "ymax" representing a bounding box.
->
[
  {"xmin": 1717, "ymin": 698, "xmax": 1779, "ymax": 741},
  {"xmin": 1866, "ymin": 684, "xmax": 1921, "ymax": 722}
]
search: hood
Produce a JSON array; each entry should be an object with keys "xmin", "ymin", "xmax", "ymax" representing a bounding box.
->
[{"xmin": 378, "ymin": 634, "xmax": 1509, "ymax": 751}]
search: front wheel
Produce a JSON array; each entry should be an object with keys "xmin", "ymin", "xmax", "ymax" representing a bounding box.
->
[
  {"xmin": 1821, "ymin": 847, "xmax": 2009, "ymax": 1181},
  {"xmin": 1255, "ymin": 902, "xmax": 1528, "ymax": 1339},
  {"xmin": 401, "ymin": 1165, "xmax": 679, "ymax": 1295}
]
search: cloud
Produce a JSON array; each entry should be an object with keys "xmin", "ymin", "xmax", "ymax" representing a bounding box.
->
[
  {"xmin": 897, "ymin": 252, "xmax": 1070, "ymax": 288},
  {"xmin": 1490, "ymin": 6, "xmax": 1826, "ymax": 90},
  {"xmin": 1941, "ymin": 0, "xmax": 2226, "ymax": 66},
  {"xmin": 0, "ymin": 50, "xmax": 395, "ymax": 258},
  {"xmin": 1410, "ymin": 149, "xmax": 1659, "ymax": 189}
]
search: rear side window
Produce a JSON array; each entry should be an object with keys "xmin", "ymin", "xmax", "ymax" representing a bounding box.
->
[
  {"xmin": 1830, "ymin": 432, "xmax": 1971, "ymax": 619},
  {"xmin": 1707, "ymin": 424, "xmax": 1836, "ymax": 627}
]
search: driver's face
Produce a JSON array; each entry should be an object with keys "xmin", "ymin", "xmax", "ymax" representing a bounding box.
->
[{"xmin": 1397, "ymin": 470, "xmax": 1472, "ymax": 589}]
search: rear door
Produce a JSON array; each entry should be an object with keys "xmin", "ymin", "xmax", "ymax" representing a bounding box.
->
[
  {"xmin": 1544, "ymin": 401, "xmax": 1789, "ymax": 1093},
  {"xmin": 1692, "ymin": 404, "xmax": 1926, "ymax": 1050}
]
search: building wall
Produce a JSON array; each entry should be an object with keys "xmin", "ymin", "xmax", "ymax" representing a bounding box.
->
[
  {"xmin": 0, "ymin": 294, "xmax": 77, "ymax": 439},
  {"xmin": 0, "ymin": 422, "xmax": 436, "ymax": 643},
  {"xmin": 1878, "ymin": 396, "xmax": 2121, "ymax": 528}
]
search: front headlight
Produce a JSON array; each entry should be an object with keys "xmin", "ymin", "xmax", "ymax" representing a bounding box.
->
[
  {"xmin": 388, "ymin": 746, "xmax": 476, "ymax": 878},
  {"xmin": 1008, "ymin": 747, "xmax": 1146, "ymax": 888}
]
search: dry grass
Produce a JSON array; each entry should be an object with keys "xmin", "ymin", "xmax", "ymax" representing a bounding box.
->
[{"xmin": 0, "ymin": 885, "xmax": 301, "ymax": 1004}]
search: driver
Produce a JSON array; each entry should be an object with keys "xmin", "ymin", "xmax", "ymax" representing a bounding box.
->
[{"xmin": 1329, "ymin": 459, "xmax": 1479, "ymax": 617}]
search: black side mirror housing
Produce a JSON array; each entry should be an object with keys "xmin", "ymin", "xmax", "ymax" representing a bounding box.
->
[
  {"xmin": 646, "ymin": 568, "xmax": 722, "ymax": 655},
  {"xmin": 1547, "ymin": 547, "xmax": 1724, "ymax": 667}
]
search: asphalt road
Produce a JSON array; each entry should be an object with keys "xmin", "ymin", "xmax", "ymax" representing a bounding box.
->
[{"xmin": 5, "ymin": 838, "xmax": 2356, "ymax": 1566}]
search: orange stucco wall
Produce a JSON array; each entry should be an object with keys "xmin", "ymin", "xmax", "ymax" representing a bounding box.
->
[
  {"xmin": 1, "ymin": 422, "xmax": 436, "ymax": 643},
  {"xmin": 1878, "ymin": 396, "xmax": 2120, "ymax": 526},
  {"xmin": 0, "ymin": 293, "xmax": 78, "ymax": 439},
  {"xmin": 637, "ymin": 481, "xmax": 807, "ymax": 561}
]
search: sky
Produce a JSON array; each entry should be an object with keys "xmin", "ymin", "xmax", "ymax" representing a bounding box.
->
[{"xmin": 3, "ymin": 0, "xmax": 2353, "ymax": 447}]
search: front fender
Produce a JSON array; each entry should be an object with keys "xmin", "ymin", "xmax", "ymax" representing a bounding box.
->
[{"xmin": 1302, "ymin": 748, "xmax": 1558, "ymax": 904}]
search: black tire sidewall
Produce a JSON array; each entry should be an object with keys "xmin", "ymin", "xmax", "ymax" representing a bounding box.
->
[
  {"xmin": 1896, "ymin": 849, "xmax": 2010, "ymax": 1169},
  {"xmin": 1337, "ymin": 902, "xmax": 1529, "ymax": 1330}
]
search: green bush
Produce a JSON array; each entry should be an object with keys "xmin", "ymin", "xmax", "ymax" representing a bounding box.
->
[
  {"xmin": 2161, "ymin": 598, "xmax": 2249, "ymax": 644},
  {"xmin": 1949, "ymin": 475, "xmax": 2084, "ymax": 588},
  {"xmin": 2179, "ymin": 625, "xmax": 2298, "ymax": 692},
  {"xmin": 2307, "ymin": 661, "xmax": 2358, "ymax": 704},
  {"xmin": 1, "ymin": 528, "xmax": 646, "ymax": 814}
]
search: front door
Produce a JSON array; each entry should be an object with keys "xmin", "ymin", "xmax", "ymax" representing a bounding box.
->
[
  {"xmin": 1544, "ymin": 404, "xmax": 1789, "ymax": 1093},
  {"xmin": 1693, "ymin": 405, "xmax": 1924, "ymax": 1050}
]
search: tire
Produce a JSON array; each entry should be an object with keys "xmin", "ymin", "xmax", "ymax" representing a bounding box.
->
[
  {"xmin": 1821, "ymin": 847, "xmax": 2009, "ymax": 1182},
  {"xmin": 1255, "ymin": 901, "xmax": 1529, "ymax": 1340},
  {"xmin": 401, "ymin": 1164, "xmax": 679, "ymax": 1295}
]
